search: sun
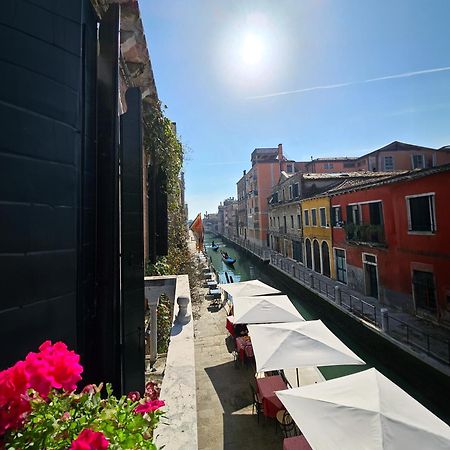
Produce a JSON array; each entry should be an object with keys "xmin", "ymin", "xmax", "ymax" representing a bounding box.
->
[{"xmin": 240, "ymin": 33, "xmax": 264, "ymax": 65}]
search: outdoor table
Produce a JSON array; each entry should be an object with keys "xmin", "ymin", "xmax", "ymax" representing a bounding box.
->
[
  {"xmin": 256, "ymin": 375, "xmax": 287, "ymax": 418},
  {"xmin": 203, "ymin": 272, "xmax": 214, "ymax": 279},
  {"xmin": 235, "ymin": 336, "xmax": 253, "ymax": 362},
  {"xmin": 207, "ymin": 280, "xmax": 217, "ymax": 288},
  {"xmin": 283, "ymin": 436, "xmax": 312, "ymax": 450},
  {"xmin": 226, "ymin": 316, "xmax": 236, "ymax": 336}
]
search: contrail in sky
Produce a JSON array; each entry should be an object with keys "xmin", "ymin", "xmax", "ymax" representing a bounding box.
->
[{"xmin": 247, "ymin": 66, "xmax": 450, "ymax": 100}]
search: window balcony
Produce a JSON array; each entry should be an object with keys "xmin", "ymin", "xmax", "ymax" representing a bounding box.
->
[{"xmin": 344, "ymin": 224, "xmax": 386, "ymax": 246}]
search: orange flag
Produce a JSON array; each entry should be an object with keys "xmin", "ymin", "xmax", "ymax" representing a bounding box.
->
[{"xmin": 190, "ymin": 213, "xmax": 204, "ymax": 251}]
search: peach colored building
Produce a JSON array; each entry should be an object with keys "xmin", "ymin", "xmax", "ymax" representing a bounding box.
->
[
  {"xmin": 237, "ymin": 144, "xmax": 294, "ymax": 247},
  {"xmin": 303, "ymin": 141, "xmax": 450, "ymax": 175},
  {"xmin": 355, "ymin": 141, "xmax": 450, "ymax": 172}
]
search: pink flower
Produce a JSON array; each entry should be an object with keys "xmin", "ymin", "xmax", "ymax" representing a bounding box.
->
[
  {"xmin": 70, "ymin": 429, "xmax": 109, "ymax": 450},
  {"xmin": 24, "ymin": 340, "xmax": 83, "ymax": 396},
  {"xmin": 144, "ymin": 381, "xmax": 160, "ymax": 400},
  {"xmin": 127, "ymin": 391, "xmax": 140, "ymax": 402},
  {"xmin": 134, "ymin": 399, "xmax": 165, "ymax": 414},
  {"xmin": 0, "ymin": 362, "xmax": 31, "ymax": 436}
]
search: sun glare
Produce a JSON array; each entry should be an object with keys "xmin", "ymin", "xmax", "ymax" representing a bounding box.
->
[{"xmin": 241, "ymin": 33, "xmax": 264, "ymax": 65}]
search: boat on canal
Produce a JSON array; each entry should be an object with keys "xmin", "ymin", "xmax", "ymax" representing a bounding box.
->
[
  {"xmin": 220, "ymin": 250, "xmax": 236, "ymax": 265},
  {"xmin": 211, "ymin": 242, "xmax": 220, "ymax": 251}
]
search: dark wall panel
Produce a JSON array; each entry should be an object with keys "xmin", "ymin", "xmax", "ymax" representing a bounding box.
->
[{"xmin": 0, "ymin": 0, "xmax": 96, "ymax": 370}]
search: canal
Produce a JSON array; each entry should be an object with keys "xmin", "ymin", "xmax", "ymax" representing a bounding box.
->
[{"xmin": 205, "ymin": 233, "xmax": 450, "ymax": 424}]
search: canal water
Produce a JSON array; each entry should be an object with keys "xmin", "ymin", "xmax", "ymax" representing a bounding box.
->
[{"xmin": 205, "ymin": 233, "xmax": 450, "ymax": 424}]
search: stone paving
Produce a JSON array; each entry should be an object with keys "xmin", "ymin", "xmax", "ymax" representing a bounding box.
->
[{"xmin": 194, "ymin": 288, "xmax": 284, "ymax": 450}]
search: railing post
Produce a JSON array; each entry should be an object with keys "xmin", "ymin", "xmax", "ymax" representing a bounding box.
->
[
  {"xmin": 380, "ymin": 308, "xmax": 389, "ymax": 332},
  {"xmin": 146, "ymin": 294, "xmax": 160, "ymax": 368},
  {"xmin": 334, "ymin": 285, "xmax": 341, "ymax": 305},
  {"xmin": 176, "ymin": 296, "xmax": 190, "ymax": 325}
]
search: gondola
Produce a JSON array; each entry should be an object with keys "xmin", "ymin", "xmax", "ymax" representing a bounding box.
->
[
  {"xmin": 211, "ymin": 243, "xmax": 220, "ymax": 251},
  {"xmin": 220, "ymin": 250, "xmax": 236, "ymax": 265}
]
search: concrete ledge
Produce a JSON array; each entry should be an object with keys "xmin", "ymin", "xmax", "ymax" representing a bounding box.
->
[{"xmin": 154, "ymin": 274, "xmax": 198, "ymax": 450}]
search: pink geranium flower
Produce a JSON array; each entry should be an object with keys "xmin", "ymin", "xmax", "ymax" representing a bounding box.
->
[
  {"xmin": 70, "ymin": 429, "xmax": 109, "ymax": 450},
  {"xmin": 24, "ymin": 340, "xmax": 83, "ymax": 397},
  {"xmin": 134, "ymin": 399, "xmax": 165, "ymax": 414},
  {"xmin": 127, "ymin": 391, "xmax": 140, "ymax": 402}
]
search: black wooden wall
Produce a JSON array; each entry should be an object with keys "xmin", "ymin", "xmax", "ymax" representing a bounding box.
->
[
  {"xmin": 0, "ymin": 0, "xmax": 148, "ymax": 395},
  {"xmin": 0, "ymin": 0, "xmax": 97, "ymax": 369}
]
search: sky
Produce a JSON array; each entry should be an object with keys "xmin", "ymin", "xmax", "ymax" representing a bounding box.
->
[{"xmin": 140, "ymin": 0, "xmax": 450, "ymax": 219}]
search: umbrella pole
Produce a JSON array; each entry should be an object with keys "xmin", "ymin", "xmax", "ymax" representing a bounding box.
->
[{"xmin": 296, "ymin": 368, "xmax": 300, "ymax": 387}]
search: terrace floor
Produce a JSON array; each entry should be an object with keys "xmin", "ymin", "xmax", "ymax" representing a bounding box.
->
[{"xmin": 194, "ymin": 293, "xmax": 284, "ymax": 450}]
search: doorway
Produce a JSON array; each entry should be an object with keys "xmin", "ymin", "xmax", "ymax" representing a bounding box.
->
[{"xmin": 363, "ymin": 253, "xmax": 379, "ymax": 299}]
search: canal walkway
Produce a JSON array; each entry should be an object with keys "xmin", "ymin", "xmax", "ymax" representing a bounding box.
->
[
  {"xmin": 223, "ymin": 235, "xmax": 450, "ymax": 377},
  {"xmin": 192, "ymin": 247, "xmax": 324, "ymax": 450}
]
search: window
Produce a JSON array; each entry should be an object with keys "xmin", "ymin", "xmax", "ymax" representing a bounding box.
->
[
  {"xmin": 283, "ymin": 216, "xmax": 287, "ymax": 233},
  {"xmin": 412, "ymin": 154, "xmax": 425, "ymax": 169},
  {"xmin": 413, "ymin": 270, "xmax": 436, "ymax": 312},
  {"xmin": 343, "ymin": 162, "xmax": 355, "ymax": 168},
  {"xmin": 346, "ymin": 204, "xmax": 361, "ymax": 225},
  {"xmin": 269, "ymin": 217, "xmax": 272, "ymax": 227},
  {"xmin": 297, "ymin": 214, "xmax": 302, "ymax": 229},
  {"xmin": 311, "ymin": 208, "xmax": 317, "ymax": 226},
  {"xmin": 289, "ymin": 185, "xmax": 293, "ymax": 200},
  {"xmin": 323, "ymin": 162, "xmax": 334, "ymax": 169},
  {"xmin": 319, "ymin": 207, "xmax": 327, "ymax": 227},
  {"xmin": 369, "ymin": 202, "xmax": 383, "ymax": 225},
  {"xmin": 282, "ymin": 189, "xmax": 285, "ymax": 201},
  {"xmin": 292, "ymin": 183, "xmax": 299, "ymax": 198},
  {"xmin": 291, "ymin": 215, "xmax": 294, "ymax": 228},
  {"xmin": 407, "ymin": 194, "xmax": 436, "ymax": 233},
  {"xmin": 332, "ymin": 206, "xmax": 342, "ymax": 226},
  {"xmin": 384, "ymin": 156, "xmax": 394, "ymax": 171},
  {"xmin": 304, "ymin": 210, "xmax": 310, "ymax": 226},
  {"xmin": 286, "ymin": 164, "xmax": 293, "ymax": 173},
  {"xmin": 277, "ymin": 216, "xmax": 280, "ymax": 227}
]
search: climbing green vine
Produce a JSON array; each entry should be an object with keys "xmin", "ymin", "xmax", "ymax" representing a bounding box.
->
[{"xmin": 143, "ymin": 99, "xmax": 190, "ymax": 276}]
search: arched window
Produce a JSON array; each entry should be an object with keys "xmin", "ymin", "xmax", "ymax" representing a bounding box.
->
[
  {"xmin": 305, "ymin": 239, "xmax": 312, "ymax": 269},
  {"xmin": 321, "ymin": 241, "xmax": 331, "ymax": 277},
  {"xmin": 313, "ymin": 240, "xmax": 321, "ymax": 273}
]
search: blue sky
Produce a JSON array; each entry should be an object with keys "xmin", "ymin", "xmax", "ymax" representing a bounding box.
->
[{"xmin": 140, "ymin": 0, "xmax": 450, "ymax": 219}]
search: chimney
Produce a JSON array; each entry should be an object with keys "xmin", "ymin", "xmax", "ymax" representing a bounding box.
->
[
  {"xmin": 277, "ymin": 143, "xmax": 283, "ymax": 161},
  {"xmin": 243, "ymin": 170, "xmax": 246, "ymax": 175}
]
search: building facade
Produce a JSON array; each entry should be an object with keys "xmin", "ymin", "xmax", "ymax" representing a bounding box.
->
[
  {"xmin": 330, "ymin": 165, "xmax": 450, "ymax": 326},
  {"xmin": 355, "ymin": 141, "xmax": 450, "ymax": 172},
  {"xmin": 301, "ymin": 196, "xmax": 334, "ymax": 278},
  {"xmin": 238, "ymin": 144, "xmax": 293, "ymax": 247}
]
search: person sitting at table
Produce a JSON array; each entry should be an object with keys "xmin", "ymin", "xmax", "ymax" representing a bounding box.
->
[{"xmin": 234, "ymin": 323, "xmax": 248, "ymax": 336}]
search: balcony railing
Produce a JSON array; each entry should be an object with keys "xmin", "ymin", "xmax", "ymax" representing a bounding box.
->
[{"xmin": 344, "ymin": 224, "xmax": 385, "ymax": 245}]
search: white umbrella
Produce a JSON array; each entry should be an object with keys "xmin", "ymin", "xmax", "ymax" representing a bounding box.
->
[
  {"xmin": 232, "ymin": 295, "xmax": 305, "ymax": 324},
  {"xmin": 218, "ymin": 279, "xmax": 281, "ymax": 298},
  {"xmin": 276, "ymin": 368, "xmax": 450, "ymax": 450},
  {"xmin": 247, "ymin": 320, "xmax": 365, "ymax": 377}
]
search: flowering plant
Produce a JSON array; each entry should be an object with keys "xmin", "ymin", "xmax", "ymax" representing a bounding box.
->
[{"xmin": 0, "ymin": 341, "xmax": 164, "ymax": 449}]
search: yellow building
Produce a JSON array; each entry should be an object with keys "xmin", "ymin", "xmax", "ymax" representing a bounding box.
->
[{"xmin": 301, "ymin": 196, "xmax": 335, "ymax": 279}]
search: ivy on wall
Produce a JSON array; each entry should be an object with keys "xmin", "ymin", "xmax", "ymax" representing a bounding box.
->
[{"xmin": 143, "ymin": 100, "xmax": 190, "ymax": 276}]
